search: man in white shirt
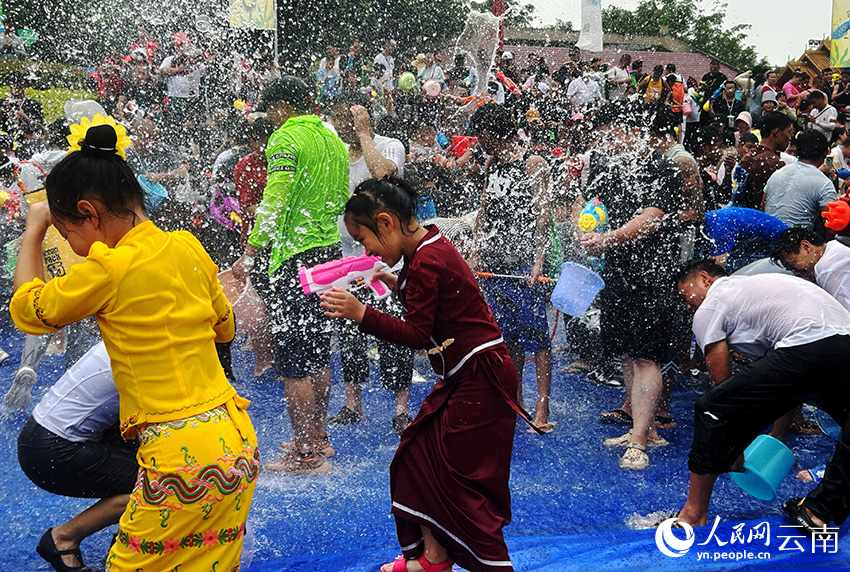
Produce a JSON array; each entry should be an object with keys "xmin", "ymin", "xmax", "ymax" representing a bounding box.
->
[
  {"xmin": 327, "ymin": 95, "xmax": 414, "ymax": 435},
  {"xmin": 673, "ymin": 260, "xmax": 850, "ymax": 535},
  {"xmin": 373, "ymin": 40, "xmax": 396, "ymax": 92},
  {"xmin": 771, "ymin": 228, "xmax": 850, "ymax": 311},
  {"xmin": 605, "ymin": 54, "xmax": 632, "ymax": 101},
  {"xmin": 159, "ymin": 32, "xmax": 206, "ymax": 136},
  {"xmin": 804, "ymin": 90, "xmax": 837, "ymax": 138},
  {"xmin": 762, "ymin": 130, "xmax": 836, "ymax": 228},
  {"xmin": 566, "ymin": 70, "xmax": 601, "ymax": 112}
]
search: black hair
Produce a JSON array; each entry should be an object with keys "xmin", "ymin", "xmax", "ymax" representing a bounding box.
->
[
  {"xmin": 331, "ymin": 90, "xmax": 373, "ymax": 115},
  {"xmin": 6, "ymin": 70, "xmax": 27, "ymax": 86},
  {"xmin": 246, "ymin": 117, "xmax": 274, "ymax": 142},
  {"xmin": 724, "ymin": 80, "xmax": 736, "ymax": 87},
  {"xmin": 632, "ymin": 60, "xmax": 643, "ymax": 69},
  {"xmin": 652, "ymin": 64, "xmax": 664, "ymax": 74},
  {"xmin": 739, "ymin": 132, "xmax": 759, "ymax": 146},
  {"xmin": 648, "ymin": 105, "xmax": 681, "ymax": 137},
  {"xmin": 697, "ymin": 127, "xmax": 724, "ymax": 149},
  {"xmin": 45, "ymin": 124, "xmax": 145, "ymax": 223},
  {"xmin": 258, "ymin": 75, "xmax": 313, "ymax": 114},
  {"xmin": 469, "ymin": 103, "xmax": 517, "ymax": 140},
  {"xmin": 674, "ymin": 259, "xmax": 728, "ymax": 284},
  {"xmin": 794, "ymin": 130, "xmax": 829, "ymax": 161},
  {"xmin": 710, "ymin": 59, "xmax": 721, "ymax": 66},
  {"xmin": 770, "ymin": 227, "xmax": 826, "ymax": 265},
  {"xmin": 760, "ymin": 111, "xmax": 792, "ymax": 138},
  {"xmin": 665, "ymin": 63, "xmax": 676, "ymax": 72},
  {"xmin": 345, "ymin": 176, "xmax": 419, "ymax": 243}
]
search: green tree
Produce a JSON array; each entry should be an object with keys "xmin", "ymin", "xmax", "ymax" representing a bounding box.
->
[
  {"xmin": 469, "ymin": 0, "xmax": 537, "ymax": 29},
  {"xmin": 602, "ymin": 0, "xmax": 768, "ymax": 70}
]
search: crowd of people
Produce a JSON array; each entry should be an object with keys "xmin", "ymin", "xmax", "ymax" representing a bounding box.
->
[{"xmin": 0, "ymin": 25, "xmax": 850, "ymax": 572}]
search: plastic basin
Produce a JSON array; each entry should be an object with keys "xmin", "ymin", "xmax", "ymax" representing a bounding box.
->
[
  {"xmin": 550, "ymin": 262, "xmax": 605, "ymax": 317},
  {"xmin": 729, "ymin": 434, "xmax": 795, "ymax": 502}
]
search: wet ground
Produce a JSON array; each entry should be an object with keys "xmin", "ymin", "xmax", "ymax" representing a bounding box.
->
[{"xmin": 0, "ymin": 311, "xmax": 846, "ymax": 571}]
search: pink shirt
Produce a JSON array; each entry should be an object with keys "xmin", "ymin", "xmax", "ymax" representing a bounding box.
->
[{"xmin": 783, "ymin": 82, "xmax": 801, "ymax": 108}]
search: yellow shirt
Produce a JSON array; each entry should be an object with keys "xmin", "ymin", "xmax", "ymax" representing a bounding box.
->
[
  {"xmin": 645, "ymin": 78, "xmax": 663, "ymax": 103},
  {"xmin": 11, "ymin": 221, "xmax": 237, "ymax": 437}
]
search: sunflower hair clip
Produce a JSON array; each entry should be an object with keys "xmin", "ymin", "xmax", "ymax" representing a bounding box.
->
[{"xmin": 67, "ymin": 114, "xmax": 132, "ymax": 159}]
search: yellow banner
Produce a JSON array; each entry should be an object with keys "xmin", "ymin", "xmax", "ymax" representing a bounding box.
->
[
  {"xmin": 229, "ymin": 0, "xmax": 276, "ymax": 30},
  {"xmin": 832, "ymin": 0, "xmax": 850, "ymax": 68}
]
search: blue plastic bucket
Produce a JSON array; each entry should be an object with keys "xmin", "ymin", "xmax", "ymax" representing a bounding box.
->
[
  {"xmin": 729, "ymin": 434, "xmax": 795, "ymax": 501},
  {"xmin": 550, "ymin": 262, "xmax": 605, "ymax": 317},
  {"xmin": 815, "ymin": 407, "xmax": 842, "ymax": 440},
  {"xmin": 137, "ymin": 174, "xmax": 168, "ymax": 212}
]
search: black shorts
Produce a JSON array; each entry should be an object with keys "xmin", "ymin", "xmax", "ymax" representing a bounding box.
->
[
  {"xmin": 689, "ymin": 335, "xmax": 850, "ymax": 476},
  {"xmin": 338, "ymin": 291, "xmax": 414, "ymax": 392},
  {"xmin": 17, "ymin": 416, "xmax": 138, "ymax": 499},
  {"xmin": 251, "ymin": 244, "xmax": 342, "ymax": 378},
  {"xmin": 599, "ymin": 281, "xmax": 679, "ymax": 364}
]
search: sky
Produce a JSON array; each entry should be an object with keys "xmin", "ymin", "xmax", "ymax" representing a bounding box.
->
[{"xmin": 532, "ymin": 0, "xmax": 833, "ymax": 67}]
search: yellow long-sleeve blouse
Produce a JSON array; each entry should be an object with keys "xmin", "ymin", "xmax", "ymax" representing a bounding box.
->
[{"xmin": 11, "ymin": 221, "xmax": 237, "ymax": 437}]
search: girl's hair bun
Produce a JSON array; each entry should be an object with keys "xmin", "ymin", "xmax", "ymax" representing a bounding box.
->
[{"xmin": 79, "ymin": 124, "xmax": 118, "ymax": 155}]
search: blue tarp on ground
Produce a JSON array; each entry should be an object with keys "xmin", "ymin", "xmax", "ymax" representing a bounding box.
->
[{"xmin": 0, "ymin": 309, "xmax": 846, "ymax": 571}]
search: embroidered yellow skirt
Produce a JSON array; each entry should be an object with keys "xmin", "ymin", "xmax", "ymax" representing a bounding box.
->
[{"xmin": 106, "ymin": 398, "xmax": 259, "ymax": 572}]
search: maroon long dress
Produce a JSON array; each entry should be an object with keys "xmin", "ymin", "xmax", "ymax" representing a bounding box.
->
[{"xmin": 359, "ymin": 225, "xmax": 534, "ymax": 572}]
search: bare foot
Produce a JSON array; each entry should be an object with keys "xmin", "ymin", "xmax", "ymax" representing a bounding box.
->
[
  {"xmin": 806, "ymin": 506, "xmax": 827, "ymax": 527},
  {"xmin": 676, "ymin": 507, "xmax": 707, "ymax": 527}
]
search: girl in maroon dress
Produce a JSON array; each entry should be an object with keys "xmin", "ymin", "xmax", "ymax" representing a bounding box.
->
[{"xmin": 322, "ymin": 177, "xmax": 539, "ymax": 572}]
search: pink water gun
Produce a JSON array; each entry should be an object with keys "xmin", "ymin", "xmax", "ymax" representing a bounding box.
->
[{"xmin": 299, "ymin": 255, "xmax": 391, "ymax": 299}]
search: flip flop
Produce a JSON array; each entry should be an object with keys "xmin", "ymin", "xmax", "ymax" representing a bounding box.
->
[
  {"xmin": 527, "ymin": 421, "xmax": 556, "ymax": 434},
  {"xmin": 600, "ymin": 408, "xmax": 632, "ymax": 424},
  {"xmin": 562, "ymin": 360, "xmax": 591, "ymax": 374},
  {"xmin": 655, "ymin": 414, "xmax": 676, "ymax": 429}
]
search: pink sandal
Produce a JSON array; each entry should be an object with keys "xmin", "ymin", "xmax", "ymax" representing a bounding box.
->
[{"xmin": 387, "ymin": 555, "xmax": 455, "ymax": 572}]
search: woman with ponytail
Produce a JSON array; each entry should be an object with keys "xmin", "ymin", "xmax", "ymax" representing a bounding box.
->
[{"xmin": 9, "ymin": 115, "xmax": 258, "ymax": 572}]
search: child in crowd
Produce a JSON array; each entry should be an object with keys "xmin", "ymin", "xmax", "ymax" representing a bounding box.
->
[
  {"xmin": 321, "ymin": 177, "xmax": 539, "ymax": 572},
  {"xmin": 10, "ymin": 117, "xmax": 258, "ymax": 572}
]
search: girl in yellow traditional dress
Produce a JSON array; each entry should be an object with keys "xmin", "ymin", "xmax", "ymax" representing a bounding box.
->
[{"xmin": 10, "ymin": 115, "xmax": 259, "ymax": 572}]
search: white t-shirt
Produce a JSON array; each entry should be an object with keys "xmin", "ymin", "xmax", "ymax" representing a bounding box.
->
[
  {"xmin": 567, "ymin": 77, "xmax": 601, "ymax": 109},
  {"xmin": 605, "ymin": 66, "xmax": 631, "ymax": 101},
  {"xmin": 815, "ymin": 240, "xmax": 850, "ymax": 312},
  {"xmin": 692, "ymin": 274, "xmax": 850, "ymax": 359},
  {"xmin": 340, "ymin": 133, "xmax": 406, "ymax": 255},
  {"xmin": 159, "ymin": 55, "xmax": 205, "ymax": 98},
  {"xmin": 374, "ymin": 52, "xmax": 395, "ymax": 91},
  {"xmin": 32, "ymin": 342, "xmax": 119, "ymax": 443}
]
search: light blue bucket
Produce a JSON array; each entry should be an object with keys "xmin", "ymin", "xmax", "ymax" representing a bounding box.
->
[
  {"xmin": 729, "ymin": 434, "xmax": 795, "ymax": 501},
  {"xmin": 550, "ymin": 262, "xmax": 605, "ymax": 317},
  {"xmin": 137, "ymin": 174, "xmax": 168, "ymax": 212}
]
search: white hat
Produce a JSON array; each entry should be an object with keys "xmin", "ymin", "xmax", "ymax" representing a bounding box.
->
[
  {"xmin": 735, "ymin": 111, "xmax": 753, "ymax": 128},
  {"xmin": 64, "ymin": 99, "xmax": 107, "ymax": 123},
  {"xmin": 502, "ymin": 51, "xmax": 514, "ymax": 60}
]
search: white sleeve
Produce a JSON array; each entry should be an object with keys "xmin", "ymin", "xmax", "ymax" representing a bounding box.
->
[
  {"xmin": 381, "ymin": 139, "xmax": 406, "ymax": 176},
  {"xmin": 692, "ymin": 305, "xmax": 728, "ymax": 352},
  {"xmin": 818, "ymin": 176, "xmax": 838, "ymax": 207}
]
